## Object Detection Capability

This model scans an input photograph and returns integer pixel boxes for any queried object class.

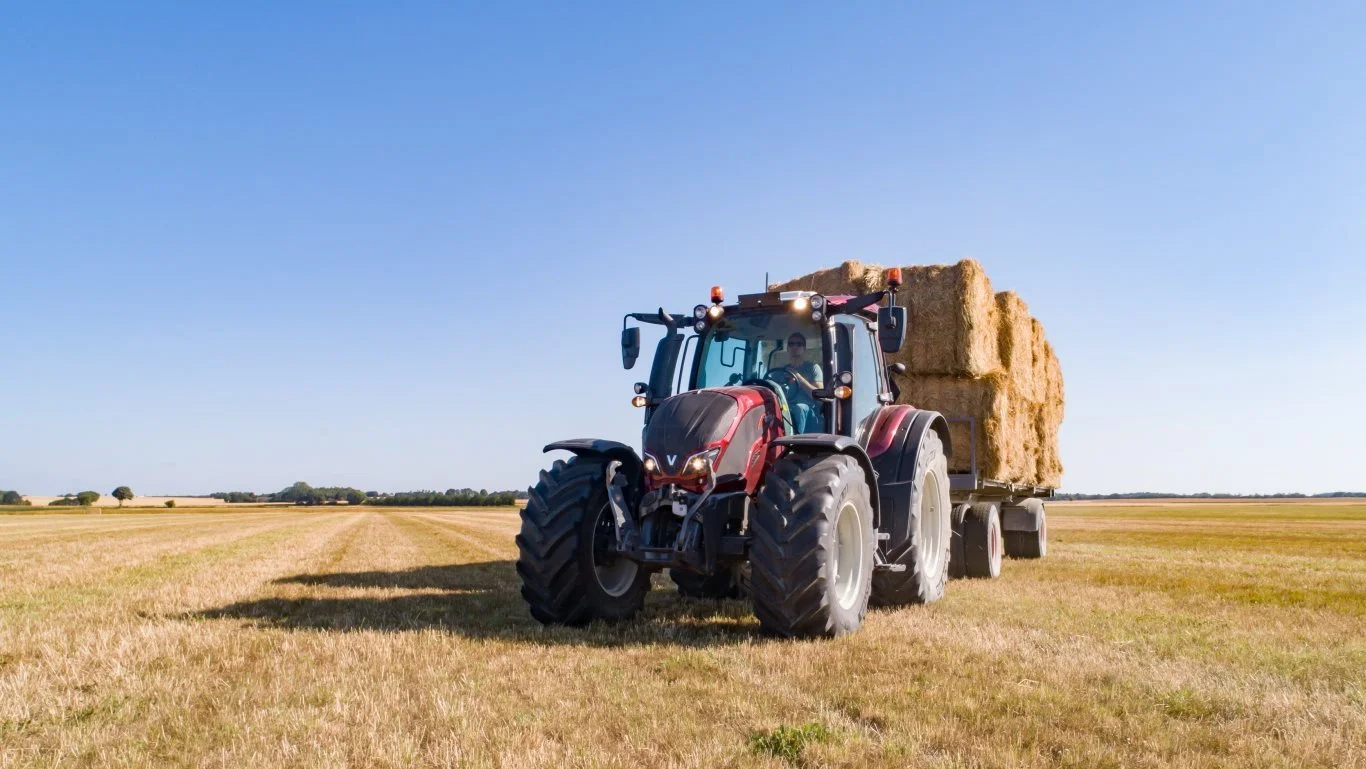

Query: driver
[773,332,825,433]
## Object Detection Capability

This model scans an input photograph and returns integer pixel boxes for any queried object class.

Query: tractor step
[876,532,890,541]
[874,562,907,572]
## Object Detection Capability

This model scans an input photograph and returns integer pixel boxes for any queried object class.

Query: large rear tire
[1003,499,1048,559]
[670,567,743,599]
[962,502,1003,578]
[516,457,650,625]
[871,429,952,606]
[749,453,875,638]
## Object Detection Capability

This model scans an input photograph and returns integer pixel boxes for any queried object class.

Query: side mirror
[621,327,641,369]
[878,306,907,354]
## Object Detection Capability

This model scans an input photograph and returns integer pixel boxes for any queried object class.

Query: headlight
[643,454,659,473]
[810,295,825,309]
[683,448,720,476]
[791,296,809,311]
[694,320,707,333]
[693,305,708,320]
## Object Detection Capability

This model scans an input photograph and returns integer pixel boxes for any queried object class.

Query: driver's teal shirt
[775,361,823,402]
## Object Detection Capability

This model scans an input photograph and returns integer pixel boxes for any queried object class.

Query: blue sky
[3,2,1363,495]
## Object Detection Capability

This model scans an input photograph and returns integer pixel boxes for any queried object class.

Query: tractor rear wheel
[670,568,743,599]
[962,502,1003,578]
[871,428,951,606]
[1003,498,1048,559]
[516,456,650,625]
[749,453,875,638]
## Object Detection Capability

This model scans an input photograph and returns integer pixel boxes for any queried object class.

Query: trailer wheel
[516,457,650,625]
[948,504,969,580]
[871,428,952,606]
[670,567,742,599]
[962,503,1003,578]
[1003,499,1047,559]
[749,452,875,637]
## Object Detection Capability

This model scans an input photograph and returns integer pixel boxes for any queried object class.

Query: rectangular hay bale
[898,373,1039,484]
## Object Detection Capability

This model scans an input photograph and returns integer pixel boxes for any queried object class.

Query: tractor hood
[643,388,774,483]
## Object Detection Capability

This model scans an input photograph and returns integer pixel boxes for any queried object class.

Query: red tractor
[516,271,1049,637]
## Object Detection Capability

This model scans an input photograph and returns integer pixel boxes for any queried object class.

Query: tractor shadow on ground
[191,560,767,647]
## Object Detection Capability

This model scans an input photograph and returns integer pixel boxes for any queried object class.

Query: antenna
[764,271,769,291]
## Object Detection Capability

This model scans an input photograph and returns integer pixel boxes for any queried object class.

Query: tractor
[516,269,1048,637]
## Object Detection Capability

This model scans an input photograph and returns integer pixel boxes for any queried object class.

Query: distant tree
[164,499,176,508]
[1,490,25,505]
[75,490,101,506]
[112,486,134,507]
[344,489,367,506]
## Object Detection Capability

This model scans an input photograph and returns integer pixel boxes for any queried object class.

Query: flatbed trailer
[939,415,1053,571]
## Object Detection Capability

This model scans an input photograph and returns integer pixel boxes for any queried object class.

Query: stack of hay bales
[771,259,1064,487]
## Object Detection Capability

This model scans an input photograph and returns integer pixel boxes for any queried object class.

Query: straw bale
[883,259,1000,377]
[769,260,882,297]
[1032,340,1065,486]
[995,291,1040,403]
[897,373,1036,481]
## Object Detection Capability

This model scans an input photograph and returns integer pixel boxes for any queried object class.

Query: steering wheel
[764,368,797,387]
[742,378,794,435]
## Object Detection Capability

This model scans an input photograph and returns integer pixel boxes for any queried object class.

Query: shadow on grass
[192,560,765,647]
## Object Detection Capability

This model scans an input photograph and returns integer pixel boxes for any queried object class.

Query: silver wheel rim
[832,500,866,610]
[920,471,946,576]
[592,504,638,597]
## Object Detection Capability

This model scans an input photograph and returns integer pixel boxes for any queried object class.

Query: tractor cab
[621,280,908,449]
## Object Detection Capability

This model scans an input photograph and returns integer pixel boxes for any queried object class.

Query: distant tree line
[208,483,522,507]
[367,488,521,507]
[214,482,370,506]
[48,491,102,507]
[1,490,31,506]
[1055,491,1366,501]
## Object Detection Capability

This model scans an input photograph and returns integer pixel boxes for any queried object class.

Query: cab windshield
[692,312,828,432]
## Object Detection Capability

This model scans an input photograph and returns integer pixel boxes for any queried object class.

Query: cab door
[835,316,886,440]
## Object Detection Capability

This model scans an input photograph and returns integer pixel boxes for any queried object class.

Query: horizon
[4,3,1364,495]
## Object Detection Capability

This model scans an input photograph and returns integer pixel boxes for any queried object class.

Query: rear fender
[867,409,951,551]
[771,435,881,528]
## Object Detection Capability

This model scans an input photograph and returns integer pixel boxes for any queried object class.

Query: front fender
[771,435,882,528]
[543,439,644,486]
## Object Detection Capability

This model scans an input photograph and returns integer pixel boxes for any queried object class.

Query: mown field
[1,503,1362,768]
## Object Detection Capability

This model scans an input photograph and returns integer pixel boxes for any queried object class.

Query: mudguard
[543,440,646,495]
[771,435,882,527]
[867,409,952,552]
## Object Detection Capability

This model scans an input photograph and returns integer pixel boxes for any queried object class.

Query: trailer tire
[670,567,742,599]
[1003,499,1047,559]
[871,429,952,606]
[516,457,649,625]
[962,503,1003,578]
[749,453,875,637]
[948,504,969,579]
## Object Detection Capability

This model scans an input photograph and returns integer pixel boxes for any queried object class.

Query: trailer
[943,415,1052,578]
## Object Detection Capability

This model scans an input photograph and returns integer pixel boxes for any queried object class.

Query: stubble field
[1,502,1362,768]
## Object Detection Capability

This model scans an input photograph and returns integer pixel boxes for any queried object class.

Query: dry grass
[1,502,1362,768]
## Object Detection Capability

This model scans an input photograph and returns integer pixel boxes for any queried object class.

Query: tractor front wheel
[516,456,650,625]
[749,453,875,638]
